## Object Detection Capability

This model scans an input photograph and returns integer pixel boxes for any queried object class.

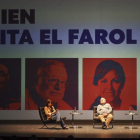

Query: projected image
[0,59,21,110]
[83,58,137,110]
[25,58,78,110]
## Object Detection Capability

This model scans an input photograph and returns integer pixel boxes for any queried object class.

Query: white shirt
[97,103,112,115]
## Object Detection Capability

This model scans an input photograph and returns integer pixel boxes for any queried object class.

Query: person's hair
[93,60,125,89]
[67,135,75,140]
[37,60,66,76]
[10,135,17,140]
[35,60,66,85]
[46,99,51,107]
[30,135,38,140]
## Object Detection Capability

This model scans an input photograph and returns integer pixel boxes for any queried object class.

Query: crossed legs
[98,114,113,129]
[51,111,67,129]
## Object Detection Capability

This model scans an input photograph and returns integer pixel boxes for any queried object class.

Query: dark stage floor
[0,123,140,139]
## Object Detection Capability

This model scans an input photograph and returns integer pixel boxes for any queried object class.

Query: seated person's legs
[51,111,67,129]
[60,117,67,129]
[98,115,105,122]
[51,111,60,121]
[98,115,106,128]
[106,114,113,127]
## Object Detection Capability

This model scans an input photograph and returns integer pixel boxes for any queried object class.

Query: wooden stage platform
[0,121,140,139]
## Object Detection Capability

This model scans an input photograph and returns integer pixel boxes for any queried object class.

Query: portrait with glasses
[25,58,78,110]
[0,59,21,110]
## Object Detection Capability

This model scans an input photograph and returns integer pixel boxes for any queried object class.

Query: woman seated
[44,99,68,129]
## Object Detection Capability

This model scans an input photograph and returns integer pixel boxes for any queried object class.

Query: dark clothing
[0,89,21,110]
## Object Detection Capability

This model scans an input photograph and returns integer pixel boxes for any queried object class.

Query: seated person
[97,97,113,129]
[44,99,68,129]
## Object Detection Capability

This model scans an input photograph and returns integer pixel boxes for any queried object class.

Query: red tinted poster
[25,58,78,110]
[0,59,21,110]
[83,58,137,110]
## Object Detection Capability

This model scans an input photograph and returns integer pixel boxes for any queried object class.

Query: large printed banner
[83,58,137,110]
[25,58,78,110]
[0,59,21,110]
[0,0,140,120]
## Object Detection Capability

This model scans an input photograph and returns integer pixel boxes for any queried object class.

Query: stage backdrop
[0,0,140,120]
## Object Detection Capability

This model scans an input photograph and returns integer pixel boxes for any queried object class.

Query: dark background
[0,58,21,101]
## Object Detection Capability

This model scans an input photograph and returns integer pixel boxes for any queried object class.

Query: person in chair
[97,97,113,129]
[44,99,68,129]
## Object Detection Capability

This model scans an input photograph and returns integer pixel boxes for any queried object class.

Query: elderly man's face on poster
[25,58,78,110]
[36,64,68,102]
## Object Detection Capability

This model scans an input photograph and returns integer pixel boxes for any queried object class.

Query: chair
[39,107,66,128]
[93,106,113,128]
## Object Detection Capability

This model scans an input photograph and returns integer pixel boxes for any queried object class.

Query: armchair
[93,106,113,128]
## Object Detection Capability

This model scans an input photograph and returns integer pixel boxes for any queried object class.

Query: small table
[125,112,138,129]
[69,112,83,128]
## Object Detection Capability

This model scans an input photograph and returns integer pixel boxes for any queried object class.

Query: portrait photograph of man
[25,58,78,110]
[83,58,137,110]
[0,58,21,110]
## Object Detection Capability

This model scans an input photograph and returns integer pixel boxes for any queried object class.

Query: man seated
[97,97,113,129]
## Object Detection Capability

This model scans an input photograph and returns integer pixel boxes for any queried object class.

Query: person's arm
[107,104,112,114]
[44,107,51,116]
[97,105,101,115]
[51,106,58,114]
